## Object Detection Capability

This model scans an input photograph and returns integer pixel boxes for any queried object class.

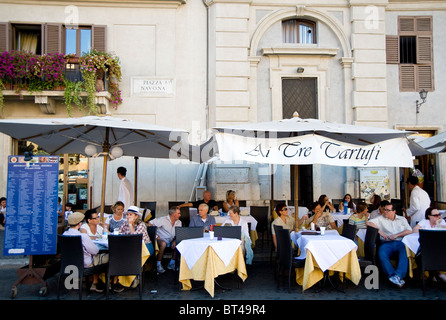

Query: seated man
[189,203,216,230]
[63,211,109,292]
[148,206,182,274]
[367,203,412,288]
[178,190,218,212]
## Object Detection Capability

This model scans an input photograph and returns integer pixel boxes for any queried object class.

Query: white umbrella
[416,131,446,153]
[213,116,416,168]
[0,116,192,218]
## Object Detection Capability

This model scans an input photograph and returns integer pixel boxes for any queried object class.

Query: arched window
[282,19,316,44]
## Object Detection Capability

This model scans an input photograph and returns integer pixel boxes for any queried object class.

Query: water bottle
[343,200,348,214]
[102,227,108,240]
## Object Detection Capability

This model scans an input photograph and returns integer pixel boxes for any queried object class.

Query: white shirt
[416,218,446,229]
[222,218,250,240]
[406,186,431,228]
[63,228,99,268]
[150,215,182,243]
[118,176,133,212]
[369,214,412,241]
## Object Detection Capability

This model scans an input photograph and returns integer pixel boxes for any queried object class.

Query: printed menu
[3,155,59,256]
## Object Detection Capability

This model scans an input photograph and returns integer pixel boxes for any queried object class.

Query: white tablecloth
[291,230,357,272]
[402,232,420,254]
[331,213,352,227]
[213,215,258,231]
[176,237,242,270]
[356,228,367,242]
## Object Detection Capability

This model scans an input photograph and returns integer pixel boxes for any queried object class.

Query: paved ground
[0,231,444,317]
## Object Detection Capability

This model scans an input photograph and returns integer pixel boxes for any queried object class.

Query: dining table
[93,235,152,287]
[196,207,259,245]
[290,229,361,291]
[176,235,248,297]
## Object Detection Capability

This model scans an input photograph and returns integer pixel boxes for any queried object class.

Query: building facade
[0,0,445,215]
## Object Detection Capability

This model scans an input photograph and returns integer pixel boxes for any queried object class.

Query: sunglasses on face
[430,214,441,217]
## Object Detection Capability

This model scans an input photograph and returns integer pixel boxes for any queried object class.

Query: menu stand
[10,256,49,299]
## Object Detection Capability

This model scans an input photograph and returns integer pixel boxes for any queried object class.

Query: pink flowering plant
[0,51,66,91]
[0,49,123,115]
[79,50,122,110]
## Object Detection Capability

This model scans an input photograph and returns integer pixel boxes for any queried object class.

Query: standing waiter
[117,166,133,212]
[404,175,431,228]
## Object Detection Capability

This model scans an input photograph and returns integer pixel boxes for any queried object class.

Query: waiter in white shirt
[117,166,133,212]
[404,175,431,228]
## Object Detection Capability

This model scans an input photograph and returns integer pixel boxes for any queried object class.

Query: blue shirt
[189,214,216,229]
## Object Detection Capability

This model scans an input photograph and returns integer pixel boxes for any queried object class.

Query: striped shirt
[348,214,367,230]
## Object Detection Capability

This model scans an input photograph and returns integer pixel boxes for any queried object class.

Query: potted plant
[79,50,122,111]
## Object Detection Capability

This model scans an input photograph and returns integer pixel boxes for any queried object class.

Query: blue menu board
[3,155,59,256]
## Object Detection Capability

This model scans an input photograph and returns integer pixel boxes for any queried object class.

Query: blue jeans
[378,240,409,279]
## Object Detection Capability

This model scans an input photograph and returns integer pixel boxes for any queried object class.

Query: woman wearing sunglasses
[412,207,446,232]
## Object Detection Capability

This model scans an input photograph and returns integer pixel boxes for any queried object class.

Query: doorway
[400,130,436,208]
[282,78,317,208]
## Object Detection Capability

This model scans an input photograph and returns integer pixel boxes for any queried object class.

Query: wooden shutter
[386,35,399,64]
[415,17,432,34]
[417,35,432,64]
[44,23,62,54]
[92,25,106,52]
[417,65,433,90]
[397,16,434,92]
[398,16,415,34]
[400,65,416,92]
[0,22,10,52]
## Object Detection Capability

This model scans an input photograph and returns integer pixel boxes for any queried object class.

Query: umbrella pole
[100,154,107,223]
[293,165,299,230]
[100,127,110,223]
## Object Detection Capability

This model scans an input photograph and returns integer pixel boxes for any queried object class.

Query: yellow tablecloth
[179,246,248,297]
[295,248,361,291]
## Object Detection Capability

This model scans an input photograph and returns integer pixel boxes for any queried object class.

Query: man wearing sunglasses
[368,203,412,288]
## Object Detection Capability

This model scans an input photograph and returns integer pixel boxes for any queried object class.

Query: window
[0,22,106,55]
[65,27,92,56]
[282,19,316,44]
[386,16,434,92]
[14,24,42,54]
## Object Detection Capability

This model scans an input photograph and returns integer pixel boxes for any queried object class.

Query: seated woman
[308,202,337,230]
[338,193,356,213]
[105,201,126,233]
[412,207,446,232]
[116,205,154,256]
[80,209,105,239]
[222,205,253,264]
[271,203,308,251]
[348,201,369,232]
[222,190,240,213]
[317,194,335,213]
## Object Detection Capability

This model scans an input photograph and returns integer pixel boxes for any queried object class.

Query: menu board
[3,155,59,256]
[359,168,391,203]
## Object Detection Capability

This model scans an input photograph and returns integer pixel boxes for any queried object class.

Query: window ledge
[2,90,111,115]
[261,46,338,57]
